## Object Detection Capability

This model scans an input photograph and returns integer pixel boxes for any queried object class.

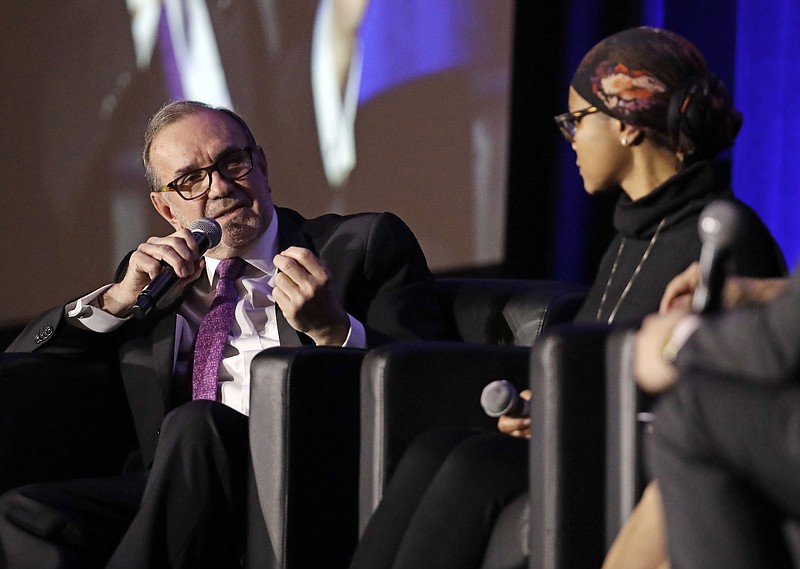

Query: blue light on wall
[551,1,606,282]
[358,1,478,105]
[641,0,665,27]
[732,0,800,268]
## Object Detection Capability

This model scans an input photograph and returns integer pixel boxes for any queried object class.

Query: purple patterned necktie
[192,257,247,400]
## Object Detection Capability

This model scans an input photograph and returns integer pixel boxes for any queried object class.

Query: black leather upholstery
[246,278,587,569]
[0,352,135,494]
[527,323,640,569]
[359,341,532,532]
[247,346,367,569]
[357,279,589,535]
[0,277,589,569]
[434,278,590,345]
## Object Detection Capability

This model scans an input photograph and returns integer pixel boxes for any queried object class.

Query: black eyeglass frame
[152,146,255,201]
[553,106,600,143]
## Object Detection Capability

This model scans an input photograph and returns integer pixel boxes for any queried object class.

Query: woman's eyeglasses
[553,106,600,143]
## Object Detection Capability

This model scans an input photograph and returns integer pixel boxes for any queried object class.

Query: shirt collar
[202,207,279,286]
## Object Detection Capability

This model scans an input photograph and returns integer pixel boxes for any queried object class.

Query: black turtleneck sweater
[573,160,786,325]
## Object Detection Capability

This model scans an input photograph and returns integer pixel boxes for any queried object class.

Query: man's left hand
[272,246,350,346]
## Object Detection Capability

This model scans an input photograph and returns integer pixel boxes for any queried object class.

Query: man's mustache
[206,197,252,217]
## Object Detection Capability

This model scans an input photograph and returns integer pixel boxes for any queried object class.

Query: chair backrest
[434,278,589,345]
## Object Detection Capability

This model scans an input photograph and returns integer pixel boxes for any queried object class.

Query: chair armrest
[604,327,641,545]
[247,346,366,569]
[0,352,135,493]
[528,323,613,569]
[359,341,530,533]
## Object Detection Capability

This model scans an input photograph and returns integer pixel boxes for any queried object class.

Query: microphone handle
[692,245,727,314]
[131,265,179,319]
[504,397,530,418]
[131,230,214,319]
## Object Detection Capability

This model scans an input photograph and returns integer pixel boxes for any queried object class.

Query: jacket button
[34,326,53,344]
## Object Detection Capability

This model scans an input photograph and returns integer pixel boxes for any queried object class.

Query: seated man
[635,261,799,569]
[0,100,443,569]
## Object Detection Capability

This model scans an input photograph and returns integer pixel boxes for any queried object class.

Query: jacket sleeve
[6,253,135,356]
[675,270,800,385]
[5,303,117,357]
[359,212,444,346]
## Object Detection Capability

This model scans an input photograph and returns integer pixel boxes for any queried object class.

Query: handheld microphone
[691,201,743,314]
[131,218,222,319]
[480,380,530,418]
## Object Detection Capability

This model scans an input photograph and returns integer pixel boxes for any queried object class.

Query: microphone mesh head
[480,380,517,418]
[698,200,742,248]
[191,218,222,248]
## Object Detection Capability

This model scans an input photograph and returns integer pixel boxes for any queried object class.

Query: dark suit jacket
[7,207,443,467]
[675,268,800,386]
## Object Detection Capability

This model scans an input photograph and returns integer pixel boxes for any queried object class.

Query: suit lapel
[275,308,302,347]
[275,208,314,346]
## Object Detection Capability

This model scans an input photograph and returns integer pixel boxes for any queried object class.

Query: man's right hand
[659,262,700,314]
[659,261,789,315]
[100,229,205,317]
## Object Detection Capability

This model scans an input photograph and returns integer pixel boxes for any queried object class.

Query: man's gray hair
[142,100,257,191]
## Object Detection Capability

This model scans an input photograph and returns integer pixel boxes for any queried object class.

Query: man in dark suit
[0,100,442,569]
[634,262,800,568]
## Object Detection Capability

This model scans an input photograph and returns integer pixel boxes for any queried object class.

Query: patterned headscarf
[571,27,708,133]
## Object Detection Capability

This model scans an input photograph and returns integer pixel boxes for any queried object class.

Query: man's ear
[151,192,183,231]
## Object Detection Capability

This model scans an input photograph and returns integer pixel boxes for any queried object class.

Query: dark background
[3,0,795,336]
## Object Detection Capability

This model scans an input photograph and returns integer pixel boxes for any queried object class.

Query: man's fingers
[274,247,327,281]
[659,262,700,314]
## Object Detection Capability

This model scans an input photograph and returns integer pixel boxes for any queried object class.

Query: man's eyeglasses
[553,106,600,143]
[153,146,254,200]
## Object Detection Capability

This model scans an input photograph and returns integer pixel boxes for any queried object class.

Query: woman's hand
[497,389,532,439]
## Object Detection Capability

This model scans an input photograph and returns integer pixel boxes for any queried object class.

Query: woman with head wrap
[347,27,785,569]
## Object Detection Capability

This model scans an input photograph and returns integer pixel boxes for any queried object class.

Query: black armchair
[0,352,136,494]
[0,278,588,569]
[247,277,587,569]
[357,279,588,535]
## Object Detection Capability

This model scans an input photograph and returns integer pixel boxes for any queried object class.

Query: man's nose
[207,169,234,198]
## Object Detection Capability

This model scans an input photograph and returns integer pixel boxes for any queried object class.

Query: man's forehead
[152,112,247,169]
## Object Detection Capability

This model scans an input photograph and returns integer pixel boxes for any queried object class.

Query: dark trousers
[651,375,800,569]
[0,401,249,569]
[349,428,528,569]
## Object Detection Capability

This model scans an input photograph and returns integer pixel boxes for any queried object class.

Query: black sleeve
[676,271,800,385]
[360,212,445,346]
